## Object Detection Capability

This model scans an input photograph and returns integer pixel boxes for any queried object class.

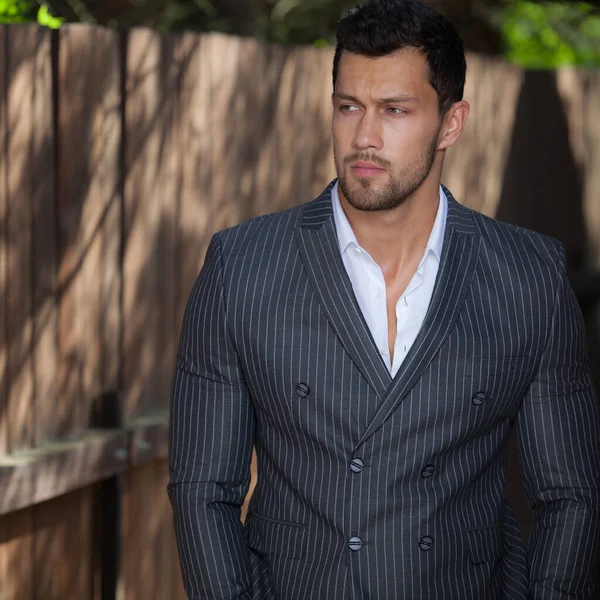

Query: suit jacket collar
[295,180,481,444]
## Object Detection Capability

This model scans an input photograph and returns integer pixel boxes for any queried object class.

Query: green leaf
[37,3,63,28]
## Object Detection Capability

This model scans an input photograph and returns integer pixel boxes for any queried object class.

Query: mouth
[350,161,386,178]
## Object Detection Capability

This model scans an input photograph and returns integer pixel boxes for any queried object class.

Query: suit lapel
[295,182,392,399]
[356,187,481,446]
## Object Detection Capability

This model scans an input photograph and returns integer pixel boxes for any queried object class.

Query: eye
[340,104,360,113]
[386,107,407,115]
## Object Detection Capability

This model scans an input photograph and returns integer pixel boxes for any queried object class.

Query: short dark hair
[333,0,466,114]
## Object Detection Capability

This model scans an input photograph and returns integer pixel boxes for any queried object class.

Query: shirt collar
[331,180,447,263]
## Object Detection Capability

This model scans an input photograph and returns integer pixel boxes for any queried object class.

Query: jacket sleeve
[516,242,600,599]
[168,233,254,600]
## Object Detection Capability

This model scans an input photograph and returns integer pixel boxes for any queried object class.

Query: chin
[346,189,407,212]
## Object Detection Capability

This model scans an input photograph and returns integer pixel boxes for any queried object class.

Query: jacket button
[296,383,310,398]
[421,465,435,478]
[350,458,365,473]
[419,536,433,551]
[472,391,486,405]
[348,537,363,551]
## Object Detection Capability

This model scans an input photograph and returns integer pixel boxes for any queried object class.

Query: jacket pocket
[464,523,504,564]
[246,513,308,560]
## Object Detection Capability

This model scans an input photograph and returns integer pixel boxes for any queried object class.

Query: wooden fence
[0,22,599,599]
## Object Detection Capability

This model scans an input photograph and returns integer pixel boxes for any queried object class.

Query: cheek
[332,115,355,145]
[384,120,436,156]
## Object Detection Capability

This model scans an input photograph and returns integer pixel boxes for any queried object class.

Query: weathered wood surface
[32,487,95,599]
[57,25,121,442]
[31,27,58,449]
[123,30,183,424]
[121,459,187,600]
[0,507,34,600]
[0,27,7,457]
[5,26,37,453]
[0,412,168,516]
[0,488,96,600]
[175,33,213,331]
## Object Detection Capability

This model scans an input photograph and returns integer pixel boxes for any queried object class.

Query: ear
[437,101,470,151]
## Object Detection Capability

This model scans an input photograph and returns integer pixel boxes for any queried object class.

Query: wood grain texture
[0,507,34,600]
[31,27,58,448]
[121,459,186,600]
[123,30,183,422]
[0,412,169,516]
[57,25,121,440]
[208,34,244,230]
[0,429,130,515]
[32,488,94,599]
[6,25,37,452]
[175,33,212,332]
[0,27,7,457]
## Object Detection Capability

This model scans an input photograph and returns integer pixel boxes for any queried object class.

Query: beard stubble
[335,129,441,212]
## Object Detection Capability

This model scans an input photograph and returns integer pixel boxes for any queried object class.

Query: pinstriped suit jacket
[168,181,600,600]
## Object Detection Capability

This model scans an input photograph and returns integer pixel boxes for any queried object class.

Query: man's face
[332,48,443,212]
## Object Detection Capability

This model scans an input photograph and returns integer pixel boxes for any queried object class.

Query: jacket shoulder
[469,208,565,273]
[214,202,306,270]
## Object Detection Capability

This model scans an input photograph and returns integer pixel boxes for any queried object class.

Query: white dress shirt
[331,181,447,377]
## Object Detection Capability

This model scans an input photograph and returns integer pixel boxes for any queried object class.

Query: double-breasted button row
[348,536,433,552]
[351,460,435,478]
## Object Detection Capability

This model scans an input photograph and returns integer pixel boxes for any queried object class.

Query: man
[168,1,600,598]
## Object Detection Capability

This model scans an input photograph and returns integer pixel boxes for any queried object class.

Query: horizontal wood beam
[0,411,168,515]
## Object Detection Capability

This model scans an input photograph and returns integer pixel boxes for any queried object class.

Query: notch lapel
[295,182,392,399]
[356,187,481,447]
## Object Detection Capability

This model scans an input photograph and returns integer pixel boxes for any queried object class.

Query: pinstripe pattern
[169,181,600,599]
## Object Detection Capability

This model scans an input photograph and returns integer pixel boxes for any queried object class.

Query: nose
[352,110,383,151]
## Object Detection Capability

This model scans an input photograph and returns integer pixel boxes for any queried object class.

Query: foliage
[37,3,64,27]
[159,0,358,44]
[0,0,36,22]
[0,0,599,68]
[502,1,600,68]
[0,0,63,27]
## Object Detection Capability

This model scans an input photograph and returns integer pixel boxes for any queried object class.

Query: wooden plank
[580,70,600,269]
[123,30,183,422]
[57,25,121,441]
[309,46,336,197]
[5,25,37,452]
[175,32,212,332]
[207,34,278,226]
[0,411,166,515]
[442,54,523,215]
[0,428,129,515]
[208,33,244,230]
[120,461,154,600]
[120,459,187,600]
[129,420,168,466]
[261,44,305,210]
[0,26,8,457]
[31,27,58,448]
[154,34,180,419]
[32,487,94,599]
[100,30,122,399]
[0,506,34,600]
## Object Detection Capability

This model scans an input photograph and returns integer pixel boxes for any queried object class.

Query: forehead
[335,48,433,100]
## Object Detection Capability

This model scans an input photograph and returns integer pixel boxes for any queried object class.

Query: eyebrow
[334,92,420,104]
